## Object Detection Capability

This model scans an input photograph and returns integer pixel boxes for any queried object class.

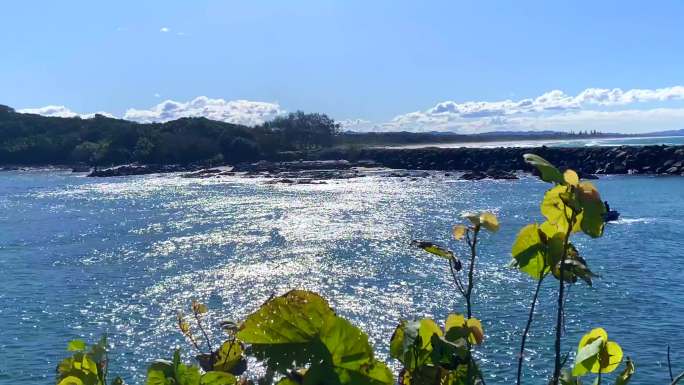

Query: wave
[612,217,656,225]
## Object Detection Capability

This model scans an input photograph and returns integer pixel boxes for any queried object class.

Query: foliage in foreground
[56,154,684,385]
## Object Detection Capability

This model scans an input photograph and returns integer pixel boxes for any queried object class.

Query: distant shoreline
[376,135,684,149]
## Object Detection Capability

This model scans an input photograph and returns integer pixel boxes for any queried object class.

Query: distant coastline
[1,103,683,180]
[381,134,684,149]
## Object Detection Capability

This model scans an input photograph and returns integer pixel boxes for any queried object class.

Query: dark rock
[578,172,599,180]
[71,165,91,173]
[88,163,202,177]
[460,171,487,180]
[88,164,152,177]
[182,169,223,178]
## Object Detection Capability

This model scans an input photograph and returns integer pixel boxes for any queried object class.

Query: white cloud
[18,105,114,119]
[353,86,684,134]
[160,27,170,33]
[17,97,284,126]
[17,86,684,134]
[19,105,79,118]
[123,96,285,126]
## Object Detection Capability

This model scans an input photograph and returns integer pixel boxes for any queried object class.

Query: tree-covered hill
[0,105,339,165]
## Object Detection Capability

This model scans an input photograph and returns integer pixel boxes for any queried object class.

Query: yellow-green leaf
[479,212,499,232]
[57,376,85,385]
[466,318,485,345]
[213,340,243,373]
[577,182,606,238]
[511,224,550,279]
[523,154,565,184]
[200,371,237,385]
[573,328,609,376]
[192,301,208,314]
[461,212,480,226]
[573,337,604,376]
[564,169,579,186]
[418,319,443,349]
[452,225,467,240]
[599,341,623,373]
[444,314,466,332]
[411,240,454,260]
[67,340,86,352]
[541,185,582,234]
[444,314,483,345]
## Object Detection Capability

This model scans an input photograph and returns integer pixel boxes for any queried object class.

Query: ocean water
[393,135,684,149]
[0,170,683,384]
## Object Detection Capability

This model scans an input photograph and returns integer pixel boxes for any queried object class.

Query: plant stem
[552,213,576,385]
[194,313,214,352]
[516,276,544,385]
[464,227,480,385]
[465,228,479,319]
[448,258,466,297]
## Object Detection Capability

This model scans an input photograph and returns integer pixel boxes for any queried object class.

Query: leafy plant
[513,154,607,385]
[56,336,124,385]
[389,314,484,384]
[410,210,499,384]
[146,349,237,385]
[236,290,393,385]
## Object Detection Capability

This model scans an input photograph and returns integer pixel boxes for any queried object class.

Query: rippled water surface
[1,171,683,384]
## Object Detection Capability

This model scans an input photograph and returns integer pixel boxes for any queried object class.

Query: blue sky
[2,0,684,133]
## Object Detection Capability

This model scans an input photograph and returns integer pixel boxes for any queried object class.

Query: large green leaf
[577,182,606,238]
[145,360,175,385]
[57,353,100,385]
[573,328,623,376]
[390,319,442,370]
[510,223,564,279]
[444,314,484,345]
[145,351,202,385]
[541,186,582,234]
[67,340,87,352]
[237,290,333,345]
[212,340,244,373]
[573,336,604,376]
[430,334,468,370]
[523,154,565,184]
[199,371,237,385]
[511,224,549,279]
[237,290,393,385]
[598,341,623,374]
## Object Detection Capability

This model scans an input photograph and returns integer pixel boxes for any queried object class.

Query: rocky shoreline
[295,145,684,176]
[65,144,684,180]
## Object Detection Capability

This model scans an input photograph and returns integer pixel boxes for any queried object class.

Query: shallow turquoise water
[0,171,683,384]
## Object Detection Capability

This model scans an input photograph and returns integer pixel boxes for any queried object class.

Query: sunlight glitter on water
[1,171,683,384]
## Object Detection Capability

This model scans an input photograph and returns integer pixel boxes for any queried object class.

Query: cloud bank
[123,97,284,126]
[342,86,684,134]
[19,97,284,127]
[18,105,114,119]
[17,86,684,134]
